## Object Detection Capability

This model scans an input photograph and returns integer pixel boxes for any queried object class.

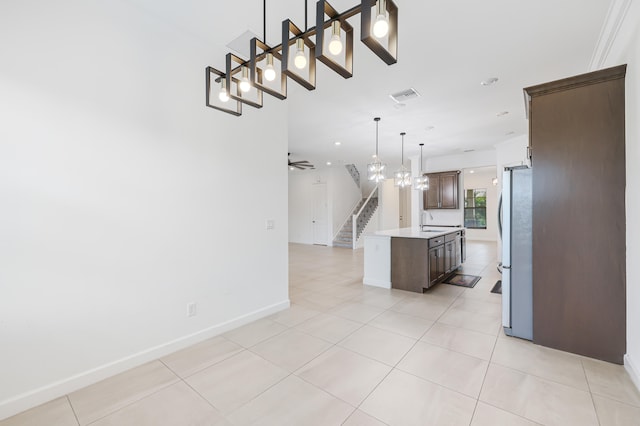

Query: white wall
[463,169,498,241]
[599,0,640,389]
[0,1,288,419]
[288,166,361,245]
[378,179,400,231]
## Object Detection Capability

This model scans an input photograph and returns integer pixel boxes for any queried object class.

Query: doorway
[462,166,498,242]
[312,183,328,245]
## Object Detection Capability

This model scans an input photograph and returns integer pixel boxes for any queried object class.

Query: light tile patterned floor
[3,241,640,425]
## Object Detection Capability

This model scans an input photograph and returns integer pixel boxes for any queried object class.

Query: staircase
[345,164,360,188]
[333,195,379,248]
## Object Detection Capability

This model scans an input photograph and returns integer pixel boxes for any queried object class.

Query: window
[464,188,487,229]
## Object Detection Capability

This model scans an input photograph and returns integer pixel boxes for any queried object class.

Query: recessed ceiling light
[505,131,515,136]
[326,161,332,166]
[469,170,475,174]
[289,166,295,171]
[425,126,435,132]
[481,77,499,86]
[334,141,341,146]
[496,111,509,117]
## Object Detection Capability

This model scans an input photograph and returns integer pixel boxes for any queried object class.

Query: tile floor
[3,241,640,425]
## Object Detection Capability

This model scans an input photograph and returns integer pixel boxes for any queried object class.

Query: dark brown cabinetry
[428,236,446,287]
[444,232,459,274]
[423,171,460,209]
[526,65,626,364]
[391,230,463,292]
[390,237,429,293]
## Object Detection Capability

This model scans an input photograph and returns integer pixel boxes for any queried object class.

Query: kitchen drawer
[445,231,461,242]
[428,237,445,248]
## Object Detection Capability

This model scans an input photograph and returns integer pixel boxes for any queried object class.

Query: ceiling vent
[226,30,260,59]
[389,88,421,104]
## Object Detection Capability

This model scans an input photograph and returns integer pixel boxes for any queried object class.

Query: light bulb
[239,66,251,93]
[328,21,343,55]
[264,65,276,81]
[373,13,389,38]
[373,0,389,38]
[218,80,229,103]
[294,39,307,69]
[264,53,276,81]
[328,34,342,55]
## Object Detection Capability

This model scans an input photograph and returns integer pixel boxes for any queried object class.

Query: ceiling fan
[288,153,315,170]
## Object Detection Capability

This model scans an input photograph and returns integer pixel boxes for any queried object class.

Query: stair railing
[352,186,378,249]
[332,198,363,242]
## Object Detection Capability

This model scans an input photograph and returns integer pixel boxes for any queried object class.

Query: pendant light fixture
[367,117,386,183]
[413,143,429,191]
[394,132,412,187]
[207,0,399,116]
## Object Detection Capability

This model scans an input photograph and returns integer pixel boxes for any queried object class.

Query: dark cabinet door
[428,245,445,287]
[439,173,458,209]
[423,172,459,209]
[424,175,440,209]
[436,246,445,280]
[392,237,429,292]
[444,241,455,273]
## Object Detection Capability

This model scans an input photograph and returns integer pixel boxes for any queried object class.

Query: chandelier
[206,0,399,116]
[367,117,386,183]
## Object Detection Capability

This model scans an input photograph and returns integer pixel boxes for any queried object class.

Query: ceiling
[129,0,614,172]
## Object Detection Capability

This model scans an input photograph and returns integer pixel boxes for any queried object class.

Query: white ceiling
[129,0,613,172]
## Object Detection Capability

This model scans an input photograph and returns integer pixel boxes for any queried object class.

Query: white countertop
[374,227,463,240]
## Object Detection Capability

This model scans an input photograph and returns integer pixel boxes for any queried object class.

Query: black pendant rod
[305,0,308,31]
[374,117,381,156]
[263,0,267,44]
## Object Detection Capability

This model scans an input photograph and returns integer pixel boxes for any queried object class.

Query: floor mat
[442,274,481,288]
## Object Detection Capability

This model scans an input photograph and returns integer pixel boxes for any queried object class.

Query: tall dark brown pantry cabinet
[525,65,626,364]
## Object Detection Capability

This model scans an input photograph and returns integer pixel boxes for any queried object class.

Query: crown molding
[589,0,637,70]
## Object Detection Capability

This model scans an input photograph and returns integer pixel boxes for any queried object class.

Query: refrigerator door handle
[501,170,512,268]
[498,193,503,239]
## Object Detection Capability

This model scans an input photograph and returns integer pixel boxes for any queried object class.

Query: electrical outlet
[187,302,197,317]
[265,219,275,230]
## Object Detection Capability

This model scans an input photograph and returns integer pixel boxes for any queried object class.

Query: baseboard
[624,354,640,393]
[0,299,290,421]
[363,277,391,289]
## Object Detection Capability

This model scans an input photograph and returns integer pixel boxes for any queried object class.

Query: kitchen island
[364,227,465,293]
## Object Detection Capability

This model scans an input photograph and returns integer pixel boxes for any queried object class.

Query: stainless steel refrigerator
[500,166,532,340]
